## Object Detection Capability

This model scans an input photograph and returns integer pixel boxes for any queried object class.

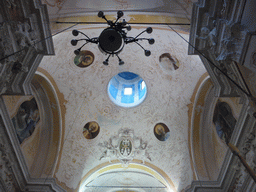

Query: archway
[78,163,176,192]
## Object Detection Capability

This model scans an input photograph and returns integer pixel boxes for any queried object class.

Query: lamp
[71,11,155,65]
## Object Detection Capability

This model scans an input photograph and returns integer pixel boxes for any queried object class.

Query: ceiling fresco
[43,0,195,35]
[38,24,207,191]
[42,0,196,20]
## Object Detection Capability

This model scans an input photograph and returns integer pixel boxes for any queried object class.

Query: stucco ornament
[233,133,256,191]
[197,26,217,50]
[99,128,151,167]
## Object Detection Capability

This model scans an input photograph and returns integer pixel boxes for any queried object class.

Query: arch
[190,77,242,181]
[20,73,62,178]
[190,77,219,181]
[78,163,176,192]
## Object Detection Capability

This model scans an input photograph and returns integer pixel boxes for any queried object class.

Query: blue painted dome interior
[118,72,139,80]
[108,72,147,108]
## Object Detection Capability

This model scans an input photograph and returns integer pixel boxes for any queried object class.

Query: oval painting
[154,123,170,141]
[74,50,94,68]
[83,121,100,139]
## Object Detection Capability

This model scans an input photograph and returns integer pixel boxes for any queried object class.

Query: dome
[108,72,147,108]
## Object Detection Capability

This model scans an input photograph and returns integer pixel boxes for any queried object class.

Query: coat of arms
[99,128,151,167]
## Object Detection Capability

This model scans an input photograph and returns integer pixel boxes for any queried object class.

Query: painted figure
[154,123,170,141]
[213,101,237,143]
[83,121,100,139]
[12,98,40,144]
[159,53,179,71]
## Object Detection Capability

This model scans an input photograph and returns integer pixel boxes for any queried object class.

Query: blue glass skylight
[108,72,147,108]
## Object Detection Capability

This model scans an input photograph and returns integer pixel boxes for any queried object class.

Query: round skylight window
[108,72,147,108]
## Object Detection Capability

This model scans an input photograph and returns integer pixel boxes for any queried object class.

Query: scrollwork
[98,139,117,163]
[99,128,151,166]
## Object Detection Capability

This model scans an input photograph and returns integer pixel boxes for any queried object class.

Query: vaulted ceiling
[43,0,196,34]
[43,0,196,19]
[37,26,207,192]
[30,1,207,192]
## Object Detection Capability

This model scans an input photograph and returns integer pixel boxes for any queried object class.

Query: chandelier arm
[87,37,99,44]
[114,17,121,25]
[78,41,90,50]
[76,38,90,41]
[103,54,111,65]
[115,54,121,60]
[136,38,150,41]
[135,41,146,51]
[106,54,111,60]
[102,16,109,23]
[78,31,91,40]
[114,11,124,25]
[124,37,137,44]
[104,54,111,62]
[134,30,147,39]
[115,54,124,65]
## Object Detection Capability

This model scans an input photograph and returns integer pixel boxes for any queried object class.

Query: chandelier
[71,11,155,65]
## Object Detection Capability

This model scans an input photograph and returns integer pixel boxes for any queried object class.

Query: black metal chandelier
[71,11,155,65]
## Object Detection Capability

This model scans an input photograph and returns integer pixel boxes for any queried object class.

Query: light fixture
[71,11,155,65]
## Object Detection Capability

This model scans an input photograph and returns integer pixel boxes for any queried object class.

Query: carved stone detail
[232,131,256,191]
[186,0,256,189]
[216,22,247,63]
[0,142,19,191]
[99,128,151,167]
[0,0,54,95]
[189,0,250,98]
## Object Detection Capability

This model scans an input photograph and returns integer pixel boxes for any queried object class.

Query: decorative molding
[241,33,256,73]
[188,2,256,189]
[188,0,251,98]
[99,128,151,167]
[0,0,54,95]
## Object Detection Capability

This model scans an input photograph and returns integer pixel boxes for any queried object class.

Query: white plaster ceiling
[42,0,197,19]
[39,24,206,191]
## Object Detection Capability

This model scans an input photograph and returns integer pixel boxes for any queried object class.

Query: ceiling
[35,1,207,192]
[42,0,196,34]
[42,0,196,19]
[38,24,206,191]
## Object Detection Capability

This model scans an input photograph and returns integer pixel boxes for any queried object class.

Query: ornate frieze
[0,0,54,95]
[189,0,251,97]
[187,0,256,189]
